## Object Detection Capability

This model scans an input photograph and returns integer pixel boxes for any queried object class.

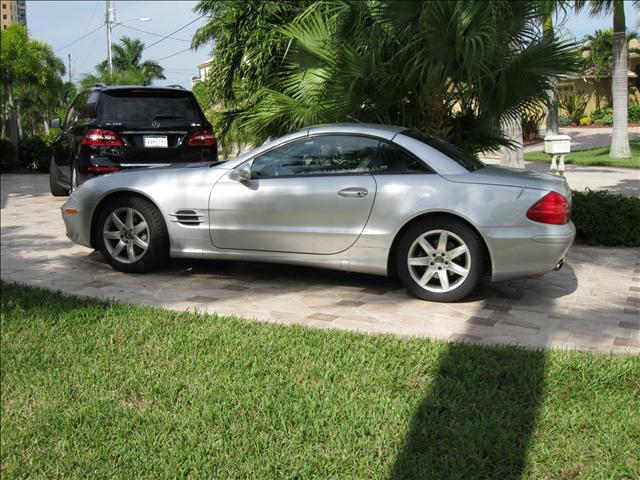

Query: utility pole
[105,0,115,76]
[68,54,72,83]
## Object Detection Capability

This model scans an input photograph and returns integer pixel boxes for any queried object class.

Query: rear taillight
[527,191,570,225]
[187,129,217,146]
[81,129,123,147]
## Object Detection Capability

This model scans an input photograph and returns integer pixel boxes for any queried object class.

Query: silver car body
[62,123,575,281]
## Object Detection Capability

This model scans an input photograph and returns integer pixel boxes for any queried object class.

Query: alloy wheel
[407,229,471,293]
[102,207,150,264]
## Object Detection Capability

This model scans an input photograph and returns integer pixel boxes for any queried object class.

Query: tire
[395,217,484,302]
[96,196,169,273]
[49,157,69,196]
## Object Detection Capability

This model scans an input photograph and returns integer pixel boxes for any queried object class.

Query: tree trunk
[543,15,559,136]
[500,114,525,168]
[43,116,50,135]
[610,2,630,159]
[8,90,19,163]
[546,79,560,136]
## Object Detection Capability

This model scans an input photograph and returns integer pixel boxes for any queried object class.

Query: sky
[26,0,640,91]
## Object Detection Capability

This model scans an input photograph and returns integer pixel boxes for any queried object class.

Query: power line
[118,24,191,43]
[54,24,104,53]
[152,48,192,62]
[142,15,205,52]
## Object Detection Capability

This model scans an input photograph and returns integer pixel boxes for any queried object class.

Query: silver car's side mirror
[233,162,252,181]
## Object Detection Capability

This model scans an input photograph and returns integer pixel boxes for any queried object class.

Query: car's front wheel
[96,196,168,273]
[395,217,484,302]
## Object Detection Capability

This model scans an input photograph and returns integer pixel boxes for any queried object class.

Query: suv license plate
[143,135,168,148]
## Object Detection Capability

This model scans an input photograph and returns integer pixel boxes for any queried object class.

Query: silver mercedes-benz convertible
[61,123,574,302]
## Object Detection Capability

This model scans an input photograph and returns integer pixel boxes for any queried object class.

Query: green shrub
[19,136,50,172]
[571,189,640,246]
[590,107,613,125]
[0,137,19,170]
[559,93,588,125]
[629,103,640,123]
[558,115,571,127]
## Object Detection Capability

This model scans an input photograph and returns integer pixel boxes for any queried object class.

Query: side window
[65,92,88,125]
[65,98,79,125]
[251,135,380,178]
[78,92,99,120]
[370,142,430,174]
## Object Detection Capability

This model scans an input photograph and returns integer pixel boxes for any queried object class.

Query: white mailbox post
[544,134,571,175]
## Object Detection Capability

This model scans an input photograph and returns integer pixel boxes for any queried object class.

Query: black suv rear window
[402,129,484,172]
[98,90,202,123]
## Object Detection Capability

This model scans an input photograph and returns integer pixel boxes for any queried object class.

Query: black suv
[49,85,217,196]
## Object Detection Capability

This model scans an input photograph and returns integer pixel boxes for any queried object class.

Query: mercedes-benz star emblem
[152,121,160,128]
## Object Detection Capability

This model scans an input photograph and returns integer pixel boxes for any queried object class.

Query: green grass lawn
[1,282,639,479]
[524,139,640,168]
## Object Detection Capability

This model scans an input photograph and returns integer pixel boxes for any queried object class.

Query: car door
[209,135,380,254]
[52,91,87,183]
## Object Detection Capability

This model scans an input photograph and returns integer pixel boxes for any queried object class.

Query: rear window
[402,129,484,172]
[98,90,202,123]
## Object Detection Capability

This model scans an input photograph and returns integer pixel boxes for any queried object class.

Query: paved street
[524,126,640,152]
[480,126,640,197]
[1,173,639,354]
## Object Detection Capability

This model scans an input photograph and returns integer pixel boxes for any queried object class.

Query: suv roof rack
[166,84,185,89]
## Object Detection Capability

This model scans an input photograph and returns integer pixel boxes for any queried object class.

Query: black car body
[49,85,217,195]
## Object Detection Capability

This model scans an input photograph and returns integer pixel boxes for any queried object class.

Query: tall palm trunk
[500,114,525,168]
[610,0,630,159]
[543,14,559,135]
[7,89,20,163]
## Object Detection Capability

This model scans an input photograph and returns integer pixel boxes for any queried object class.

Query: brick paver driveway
[1,174,638,354]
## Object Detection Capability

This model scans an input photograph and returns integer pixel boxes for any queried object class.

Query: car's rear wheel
[96,196,168,273]
[395,217,484,302]
[49,157,69,196]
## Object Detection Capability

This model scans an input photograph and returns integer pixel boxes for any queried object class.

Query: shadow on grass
[389,343,545,479]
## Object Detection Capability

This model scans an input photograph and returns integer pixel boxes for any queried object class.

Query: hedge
[571,189,640,247]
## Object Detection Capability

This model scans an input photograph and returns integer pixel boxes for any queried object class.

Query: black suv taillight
[187,129,217,146]
[81,129,123,147]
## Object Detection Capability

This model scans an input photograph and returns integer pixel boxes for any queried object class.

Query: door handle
[338,187,368,198]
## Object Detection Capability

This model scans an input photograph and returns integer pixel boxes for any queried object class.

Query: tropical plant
[575,0,640,159]
[192,0,312,145]
[522,106,546,140]
[591,106,614,125]
[81,36,166,87]
[559,92,589,124]
[0,24,66,150]
[193,0,578,154]
[580,29,640,79]
[534,0,574,135]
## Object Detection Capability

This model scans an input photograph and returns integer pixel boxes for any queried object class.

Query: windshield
[98,90,202,123]
[402,129,484,172]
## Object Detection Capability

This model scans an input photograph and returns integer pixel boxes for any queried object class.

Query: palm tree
[86,36,166,86]
[0,24,65,154]
[192,0,312,143]
[534,1,573,136]
[575,0,640,159]
[244,1,578,154]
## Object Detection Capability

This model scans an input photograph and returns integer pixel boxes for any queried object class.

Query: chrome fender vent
[169,209,203,226]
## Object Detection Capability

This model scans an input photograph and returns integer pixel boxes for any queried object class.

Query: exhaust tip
[553,259,564,271]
